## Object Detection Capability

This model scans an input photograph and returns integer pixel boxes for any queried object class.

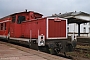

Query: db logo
[54,18,61,21]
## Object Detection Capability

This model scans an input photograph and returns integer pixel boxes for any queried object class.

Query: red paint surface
[48,19,66,38]
[21,18,46,38]
[0,20,10,36]
[0,11,67,39]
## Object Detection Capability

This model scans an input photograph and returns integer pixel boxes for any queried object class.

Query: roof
[10,11,43,16]
[0,15,10,20]
[0,10,43,20]
[52,11,90,17]
[52,11,90,24]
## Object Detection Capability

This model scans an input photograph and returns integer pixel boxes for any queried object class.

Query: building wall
[68,22,90,37]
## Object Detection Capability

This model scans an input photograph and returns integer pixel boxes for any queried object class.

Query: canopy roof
[52,11,90,24]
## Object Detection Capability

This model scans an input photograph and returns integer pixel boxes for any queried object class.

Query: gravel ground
[67,45,90,60]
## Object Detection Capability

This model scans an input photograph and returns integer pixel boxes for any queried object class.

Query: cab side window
[3,23,6,30]
[5,23,6,30]
[17,16,25,24]
[0,24,1,30]
[1,23,3,30]
[12,15,16,23]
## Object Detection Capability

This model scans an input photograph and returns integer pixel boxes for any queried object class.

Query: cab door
[10,15,16,37]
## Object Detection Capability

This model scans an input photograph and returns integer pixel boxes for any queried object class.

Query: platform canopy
[51,11,90,36]
[52,11,90,24]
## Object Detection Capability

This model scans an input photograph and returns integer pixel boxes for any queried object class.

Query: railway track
[0,40,71,60]
[77,42,90,46]
[77,37,90,46]
[75,48,90,53]
[66,47,90,60]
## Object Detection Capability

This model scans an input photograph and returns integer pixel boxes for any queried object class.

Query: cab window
[12,15,16,23]
[1,23,3,30]
[0,24,1,30]
[17,16,25,24]
[3,23,6,30]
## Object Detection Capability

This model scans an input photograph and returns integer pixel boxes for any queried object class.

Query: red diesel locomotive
[0,10,76,54]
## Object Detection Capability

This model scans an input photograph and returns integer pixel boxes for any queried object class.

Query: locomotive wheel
[49,48,57,55]
[6,37,10,42]
[28,40,31,48]
[49,48,54,54]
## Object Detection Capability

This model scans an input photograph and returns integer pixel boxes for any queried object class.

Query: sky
[0,0,90,18]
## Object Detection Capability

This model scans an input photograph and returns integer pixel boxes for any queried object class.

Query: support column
[78,23,80,37]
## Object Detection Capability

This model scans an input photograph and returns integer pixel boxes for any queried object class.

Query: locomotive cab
[10,15,25,38]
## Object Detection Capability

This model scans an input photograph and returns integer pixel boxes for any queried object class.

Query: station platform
[0,41,70,60]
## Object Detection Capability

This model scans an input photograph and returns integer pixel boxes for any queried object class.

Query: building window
[83,27,86,33]
[67,27,69,33]
[89,22,90,25]
[83,23,87,25]
[89,27,90,33]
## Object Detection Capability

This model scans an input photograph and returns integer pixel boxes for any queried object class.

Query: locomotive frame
[0,10,76,55]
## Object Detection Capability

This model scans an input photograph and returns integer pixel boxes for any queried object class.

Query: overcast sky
[0,0,90,18]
